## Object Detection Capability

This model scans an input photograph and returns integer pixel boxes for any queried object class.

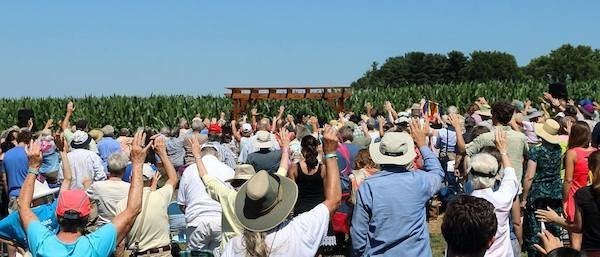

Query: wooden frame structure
[226,86,352,119]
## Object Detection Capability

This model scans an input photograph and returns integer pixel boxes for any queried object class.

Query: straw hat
[534,119,560,144]
[369,132,416,166]
[254,131,274,149]
[235,171,298,232]
[475,104,492,117]
[226,164,256,183]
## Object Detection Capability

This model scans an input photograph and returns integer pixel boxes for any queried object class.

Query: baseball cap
[208,124,222,134]
[56,189,91,219]
[241,123,252,133]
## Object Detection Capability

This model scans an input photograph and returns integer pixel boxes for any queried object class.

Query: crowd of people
[0,91,599,257]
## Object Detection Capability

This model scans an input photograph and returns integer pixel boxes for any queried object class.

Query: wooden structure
[226,86,352,119]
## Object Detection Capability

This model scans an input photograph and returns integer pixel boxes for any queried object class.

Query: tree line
[351,44,600,88]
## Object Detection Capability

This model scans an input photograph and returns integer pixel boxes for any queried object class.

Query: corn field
[1,80,598,130]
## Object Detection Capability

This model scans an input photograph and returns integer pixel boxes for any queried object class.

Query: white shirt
[177,155,234,227]
[117,184,174,252]
[222,203,330,257]
[65,148,106,189]
[238,132,280,163]
[470,167,519,257]
[87,179,130,225]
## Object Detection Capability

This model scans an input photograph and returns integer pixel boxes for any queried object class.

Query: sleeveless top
[565,147,595,222]
[294,163,325,215]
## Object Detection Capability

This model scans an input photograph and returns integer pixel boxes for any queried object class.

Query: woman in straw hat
[468,130,520,257]
[221,127,341,257]
[521,119,564,257]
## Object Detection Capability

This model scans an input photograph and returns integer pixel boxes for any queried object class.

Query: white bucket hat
[369,132,416,166]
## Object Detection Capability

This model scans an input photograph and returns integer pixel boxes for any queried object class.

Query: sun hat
[241,123,253,133]
[33,180,60,200]
[142,163,158,181]
[352,136,372,150]
[235,170,298,232]
[56,189,92,219]
[468,153,501,182]
[226,164,256,183]
[526,108,544,120]
[254,131,273,149]
[534,119,560,144]
[475,104,492,117]
[208,124,222,134]
[369,132,416,166]
[88,129,103,142]
[70,130,92,149]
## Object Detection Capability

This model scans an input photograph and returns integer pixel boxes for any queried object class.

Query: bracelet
[324,153,338,159]
[28,167,40,176]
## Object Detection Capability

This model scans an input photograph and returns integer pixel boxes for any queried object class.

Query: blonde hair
[242,230,269,257]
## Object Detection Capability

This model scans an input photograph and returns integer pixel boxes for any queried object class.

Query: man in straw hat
[0,137,71,257]
[188,128,292,255]
[18,131,149,257]
[351,120,445,257]
[221,127,341,257]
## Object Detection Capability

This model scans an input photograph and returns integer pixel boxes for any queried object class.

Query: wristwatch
[28,167,40,176]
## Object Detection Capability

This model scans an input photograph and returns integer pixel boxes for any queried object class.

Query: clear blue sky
[1,1,599,97]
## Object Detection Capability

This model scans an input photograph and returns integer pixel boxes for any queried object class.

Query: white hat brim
[369,142,417,166]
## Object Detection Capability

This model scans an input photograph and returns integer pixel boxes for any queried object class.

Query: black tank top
[294,163,325,215]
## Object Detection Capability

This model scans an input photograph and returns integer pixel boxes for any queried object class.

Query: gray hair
[108,152,129,173]
[191,118,204,131]
[469,153,500,190]
[160,127,171,136]
[102,125,115,138]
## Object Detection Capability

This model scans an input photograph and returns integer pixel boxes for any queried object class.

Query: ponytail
[242,230,268,257]
[301,135,320,170]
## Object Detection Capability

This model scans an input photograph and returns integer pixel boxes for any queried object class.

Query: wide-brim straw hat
[226,164,256,183]
[369,132,416,166]
[235,170,298,232]
[534,119,560,145]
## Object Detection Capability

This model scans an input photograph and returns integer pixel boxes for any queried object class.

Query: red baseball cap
[208,124,222,134]
[56,189,91,219]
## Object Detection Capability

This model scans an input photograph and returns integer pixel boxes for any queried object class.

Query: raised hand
[565,119,573,135]
[494,129,507,154]
[44,119,54,130]
[448,114,462,129]
[251,108,258,116]
[535,207,561,224]
[322,127,339,154]
[67,101,75,113]
[130,131,151,165]
[409,119,427,147]
[533,229,563,255]
[309,116,318,125]
[377,115,386,126]
[152,135,167,155]
[365,102,373,110]
[26,140,43,169]
[278,105,285,114]
[150,172,162,191]
[279,128,290,149]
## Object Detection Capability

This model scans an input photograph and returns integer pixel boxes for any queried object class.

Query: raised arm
[61,101,74,131]
[448,114,466,155]
[59,143,73,191]
[18,141,43,230]
[231,120,242,142]
[276,128,290,177]
[321,127,342,214]
[377,115,386,138]
[112,131,150,244]
[153,135,178,187]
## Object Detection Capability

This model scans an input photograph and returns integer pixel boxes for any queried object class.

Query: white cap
[142,163,158,181]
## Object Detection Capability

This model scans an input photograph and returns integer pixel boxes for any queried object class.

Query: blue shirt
[435,127,457,153]
[0,200,58,248]
[2,146,29,197]
[350,147,444,257]
[97,137,122,171]
[27,220,117,257]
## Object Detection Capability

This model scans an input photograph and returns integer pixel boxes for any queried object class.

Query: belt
[136,245,171,255]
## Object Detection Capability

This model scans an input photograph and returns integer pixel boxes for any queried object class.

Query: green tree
[466,51,520,81]
[445,50,469,82]
[524,44,600,82]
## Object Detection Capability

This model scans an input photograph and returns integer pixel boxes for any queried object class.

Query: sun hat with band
[56,189,92,219]
[254,131,273,149]
[369,132,416,166]
[534,119,560,145]
[226,164,256,184]
[467,153,502,183]
[235,170,298,232]
[70,130,92,149]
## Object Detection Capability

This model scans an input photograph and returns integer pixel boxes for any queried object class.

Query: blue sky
[1,1,599,97]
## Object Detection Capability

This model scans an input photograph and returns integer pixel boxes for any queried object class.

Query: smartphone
[541,221,546,231]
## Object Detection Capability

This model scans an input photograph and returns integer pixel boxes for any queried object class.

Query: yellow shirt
[201,167,287,251]
[116,184,173,252]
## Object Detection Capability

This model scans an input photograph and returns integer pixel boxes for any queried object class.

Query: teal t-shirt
[27,221,117,257]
